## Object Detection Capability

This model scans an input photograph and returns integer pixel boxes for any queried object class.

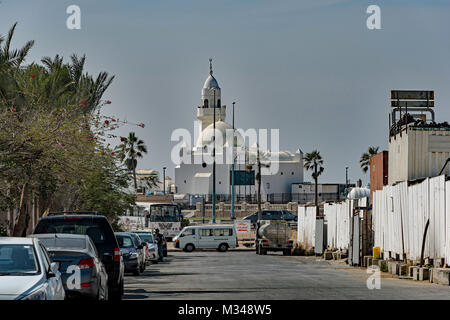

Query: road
[124,251,450,300]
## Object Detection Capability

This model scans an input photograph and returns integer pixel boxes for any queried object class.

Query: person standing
[155,228,164,262]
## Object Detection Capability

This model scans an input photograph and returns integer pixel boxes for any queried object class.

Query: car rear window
[116,235,134,248]
[38,237,86,251]
[34,217,117,253]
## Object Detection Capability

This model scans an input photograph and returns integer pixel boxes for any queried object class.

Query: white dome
[203,75,220,89]
[196,121,243,148]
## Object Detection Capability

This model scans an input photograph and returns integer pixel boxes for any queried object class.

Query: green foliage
[0,224,7,236]
[0,23,135,234]
[360,146,379,173]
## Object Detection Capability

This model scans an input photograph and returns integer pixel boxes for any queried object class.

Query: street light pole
[231,101,236,220]
[345,166,349,197]
[212,88,216,224]
[163,167,167,194]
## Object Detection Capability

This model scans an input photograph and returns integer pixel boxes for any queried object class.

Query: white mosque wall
[175,161,303,197]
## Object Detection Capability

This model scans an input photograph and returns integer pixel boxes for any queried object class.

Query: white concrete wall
[373,175,450,262]
[297,206,316,249]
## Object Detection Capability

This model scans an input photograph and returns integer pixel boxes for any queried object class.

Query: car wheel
[184,243,195,252]
[218,243,228,252]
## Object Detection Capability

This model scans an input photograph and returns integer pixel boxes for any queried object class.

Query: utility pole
[231,101,236,220]
[212,87,216,224]
[162,166,167,194]
[345,166,349,197]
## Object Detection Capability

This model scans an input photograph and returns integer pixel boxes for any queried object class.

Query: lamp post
[163,167,167,194]
[231,101,236,220]
[345,166,349,197]
[212,88,216,224]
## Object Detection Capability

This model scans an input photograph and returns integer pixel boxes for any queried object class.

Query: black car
[33,214,125,300]
[115,232,145,276]
[243,210,298,222]
[31,233,108,300]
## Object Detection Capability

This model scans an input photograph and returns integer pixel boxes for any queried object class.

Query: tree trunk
[133,168,137,191]
[13,183,30,237]
[257,159,262,221]
[314,164,319,218]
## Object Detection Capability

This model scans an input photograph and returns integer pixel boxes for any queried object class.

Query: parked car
[115,233,145,275]
[128,233,146,272]
[243,210,297,222]
[30,233,108,300]
[33,213,125,300]
[129,231,159,263]
[173,225,237,252]
[0,237,65,300]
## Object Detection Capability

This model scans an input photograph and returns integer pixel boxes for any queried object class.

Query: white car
[0,237,65,300]
[174,225,238,252]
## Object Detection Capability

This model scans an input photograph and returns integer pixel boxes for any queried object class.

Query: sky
[1,0,450,185]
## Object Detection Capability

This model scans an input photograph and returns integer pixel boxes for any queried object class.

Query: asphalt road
[124,251,450,300]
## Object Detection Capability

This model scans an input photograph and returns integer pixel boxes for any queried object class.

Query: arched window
[217,99,221,107]
[204,99,209,108]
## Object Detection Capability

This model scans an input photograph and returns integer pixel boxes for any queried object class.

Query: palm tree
[246,146,270,221]
[118,132,148,191]
[360,146,379,173]
[303,150,324,217]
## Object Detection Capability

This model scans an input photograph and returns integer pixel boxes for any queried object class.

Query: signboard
[391,100,434,108]
[149,222,181,238]
[230,170,255,186]
[390,90,434,100]
[118,216,146,231]
[234,220,251,234]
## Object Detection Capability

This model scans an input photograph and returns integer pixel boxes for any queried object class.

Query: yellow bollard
[373,246,381,259]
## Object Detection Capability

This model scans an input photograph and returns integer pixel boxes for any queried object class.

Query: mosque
[174,60,304,199]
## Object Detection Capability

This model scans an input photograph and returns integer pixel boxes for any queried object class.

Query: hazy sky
[1,0,450,185]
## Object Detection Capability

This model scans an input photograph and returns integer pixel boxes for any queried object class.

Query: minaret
[197,59,226,129]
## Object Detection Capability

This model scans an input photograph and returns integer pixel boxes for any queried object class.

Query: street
[124,251,450,300]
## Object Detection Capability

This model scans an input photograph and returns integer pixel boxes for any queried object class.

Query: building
[291,182,352,204]
[136,169,175,194]
[175,61,304,199]
[369,151,388,203]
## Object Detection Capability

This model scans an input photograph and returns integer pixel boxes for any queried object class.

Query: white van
[173,224,238,252]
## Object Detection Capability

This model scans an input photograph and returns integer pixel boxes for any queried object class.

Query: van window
[200,229,213,237]
[213,228,233,236]
[181,229,195,236]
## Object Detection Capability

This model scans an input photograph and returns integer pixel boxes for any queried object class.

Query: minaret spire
[209,58,213,75]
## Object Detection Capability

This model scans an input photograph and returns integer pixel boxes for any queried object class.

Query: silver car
[0,237,65,300]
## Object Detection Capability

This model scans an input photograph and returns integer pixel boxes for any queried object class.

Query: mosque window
[280,172,283,175]
[291,172,294,175]
[204,99,209,108]
[217,99,221,107]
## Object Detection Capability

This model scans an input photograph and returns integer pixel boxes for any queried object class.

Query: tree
[141,175,160,193]
[246,146,270,221]
[303,150,324,218]
[360,146,379,173]
[0,23,135,236]
[118,132,148,191]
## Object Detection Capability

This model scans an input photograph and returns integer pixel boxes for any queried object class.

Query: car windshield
[116,235,134,248]
[137,234,153,243]
[38,237,86,251]
[0,244,40,276]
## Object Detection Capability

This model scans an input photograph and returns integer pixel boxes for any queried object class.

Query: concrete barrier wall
[297,206,316,249]
[324,200,351,250]
[373,175,450,262]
